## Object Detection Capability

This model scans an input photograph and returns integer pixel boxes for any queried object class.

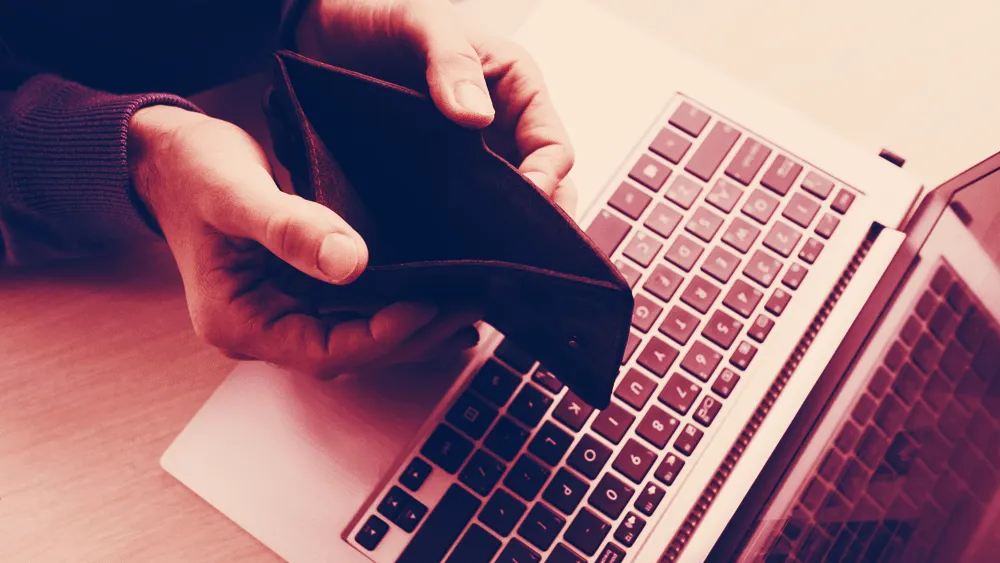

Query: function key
[681,340,723,382]
[355,515,389,551]
[543,468,589,515]
[742,189,781,224]
[623,332,641,365]
[802,171,835,200]
[635,482,666,516]
[623,231,663,268]
[674,423,704,456]
[664,234,705,272]
[628,154,672,192]
[400,457,432,492]
[421,424,473,474]
[565,508,613,557]
[586,210,631,257]
[685,122,742,181]
[480,489,527,537]
[608,182,653,220]
[654,452,686,485]
[722,217,762,254]
[568,434,613,479]
[680,275,721,314]
[685,206,725,242]
[659,305,700,346]
[650,127,693,164]
[614,368,657,411]
[658,372,701,415]
[632,293,664,333]
[484,416,530,462]
[471,359,521,407]
[704,310,743,350]
[508,384,554,428]
[711,368,740,398]
[636,405,680,449]
[815,212,841,239]
[723,279,764,319]
[446,391,498,440]
[553,391,595,432]
[636,335,680,377]
[644,202,683,238]
[669,101,711,137]
[782,262,808,290]
[831,189,856,214]
[706,177,744,214]
[763,221,802,258]
[532,366,564,394]
[612,438,658,484]
[446,524,501,563]
[725,138,772,186]
[665,175,704,210]
[748,314,775,342]
[517,503,566,552]
[730,340,758,371]
[745,249,783,288]
[799,237,824,264]
[782,192,821,228]
[496,538,541,563]
[494,339,535,374]
[589,473,635,519]
[459,450,506,496]
[529,421,573,466]
[761,155,803,196]
[644,264,684,302]
[702,246,741,284]
[614,259,642,288]
[592,402,636,444]
[614,512,647,547]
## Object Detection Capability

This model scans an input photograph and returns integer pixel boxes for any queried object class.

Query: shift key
[685,122,741,181]
[586,209,631,257]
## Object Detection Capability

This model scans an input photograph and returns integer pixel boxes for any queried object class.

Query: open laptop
[159,0,1000,561]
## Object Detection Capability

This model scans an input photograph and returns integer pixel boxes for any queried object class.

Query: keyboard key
[868,366,893,397]
[915,291,937,319]
[636,336,680,377]
[479,489,526,537]
[494,339,535,374]
[730,340,758,370]
[674,423,704,455]
[504,455,551,502]
[377,485,410,521]
[508,384,553,429]
[565,508,613,556]
[815,212,840,239]
[831,188,856,214]
[693,394,723,427]
[529,422,573,466]
[761,155,803,196]
[930,265,953,294]
[636,405,680,449]
[396,498,428,532]
[722,217,761,254]
[623,231,662,268]
[613,438,658,484]
[543,467,589,515]
[608,182,652,220]
[654,452,685,485]
[517,503,565,552]
[745,249,783,288]
[726,138,771,185]
[664,234,704,271]
[748,314,774,342]
[711,368,740,398]
[669,102,710,137]
[445,524,501,563]
[765,288,792,316]
[400,458,432,492]
[685,206,725,242]
[549,544,587,563]
[659,305,700,345]
[892,363,924,404]
[590,473,635,519]
[496,538,541,563]
[782,262,808,290]
[532,366,563,394]
[911,333,943,373]
[632,294,663,333]
[956,309,988,351]
[742,189,780,224]
[598,544,627,563]
[592,402,636,444]
[356,515,389,551]
[484,416,530,462]
[723,279,764,319]
[614,368,657,410]
[459,450,506,495]
[706,178,743,213]
[801,172,834,199]
[397,484,481,563]
[586,210,631,257]
[644,264,684,302]
[447,392,498,440]
[614,512,647,547]
[644,203,683,239]
[623,332,641,365]
[628,154,671,192]
[681,340,723,382]
[929,302,958,342]
[471,360,521,407]
[665,175,703,210]
[702,245,741,284]
[422,425,474,474]
[704,309,743,350]
[659,372,701,415]
[763,221,801,258]
[799,237,824,264]
[946,282,972,314]
[685,121,741,181]
[649,127,692,164]
[680,275,721,314]
[553,392,594,432]
[568,434,612,479]
[635,482,666,516]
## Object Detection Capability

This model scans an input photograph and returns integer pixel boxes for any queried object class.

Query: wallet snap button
[568,336,581,350]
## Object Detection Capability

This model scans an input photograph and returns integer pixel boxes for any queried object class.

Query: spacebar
[396,484,481,563]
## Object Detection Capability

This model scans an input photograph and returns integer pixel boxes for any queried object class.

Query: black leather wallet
[262,50,633,409]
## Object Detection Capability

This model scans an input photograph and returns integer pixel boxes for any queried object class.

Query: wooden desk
[4,0,1000,561]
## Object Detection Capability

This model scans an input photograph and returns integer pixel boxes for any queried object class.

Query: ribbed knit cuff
[3,75,202,253]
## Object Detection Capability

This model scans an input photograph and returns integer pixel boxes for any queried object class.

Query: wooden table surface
[4,0,1000,561]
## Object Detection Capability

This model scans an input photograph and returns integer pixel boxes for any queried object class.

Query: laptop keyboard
[762,262,1000,563]
[348,96,862,563]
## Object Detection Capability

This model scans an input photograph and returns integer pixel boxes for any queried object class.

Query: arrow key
[355,515,389,551]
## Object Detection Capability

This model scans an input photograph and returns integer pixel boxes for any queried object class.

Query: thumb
[398,0,495,128]
[217,187,369,285]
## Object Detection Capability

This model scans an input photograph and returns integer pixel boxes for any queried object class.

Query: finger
[409,325,481,363]
[383,306,484,364]
[395,0,495,128]
[206,170,369,285]
[551,177,579,218]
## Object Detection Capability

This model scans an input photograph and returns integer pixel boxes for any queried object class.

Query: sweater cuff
[4,75,202,248]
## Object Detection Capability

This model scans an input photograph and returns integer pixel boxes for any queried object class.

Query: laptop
[159,0,1000,561]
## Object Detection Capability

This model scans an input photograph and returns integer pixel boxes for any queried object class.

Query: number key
[658,372,701,415]
[612,439,658,484]
[703,309,743,350]
[636,405,680,449]
[589,473,635,520]
[680,340,723,382]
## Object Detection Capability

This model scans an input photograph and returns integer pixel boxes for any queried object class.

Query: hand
[127,105,482,377]
[295,0,578,215]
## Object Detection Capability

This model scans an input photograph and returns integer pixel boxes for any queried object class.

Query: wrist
[127,105,204,223]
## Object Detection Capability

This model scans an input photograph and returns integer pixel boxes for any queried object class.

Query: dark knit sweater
[0,0,302,265]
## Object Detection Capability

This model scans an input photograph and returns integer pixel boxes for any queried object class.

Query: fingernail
[454,81,494,118]
[318,233,360,283]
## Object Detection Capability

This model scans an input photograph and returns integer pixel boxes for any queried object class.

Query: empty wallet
[261,50,633,409]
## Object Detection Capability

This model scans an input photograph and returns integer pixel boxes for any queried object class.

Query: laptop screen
[720,164,1000,563]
